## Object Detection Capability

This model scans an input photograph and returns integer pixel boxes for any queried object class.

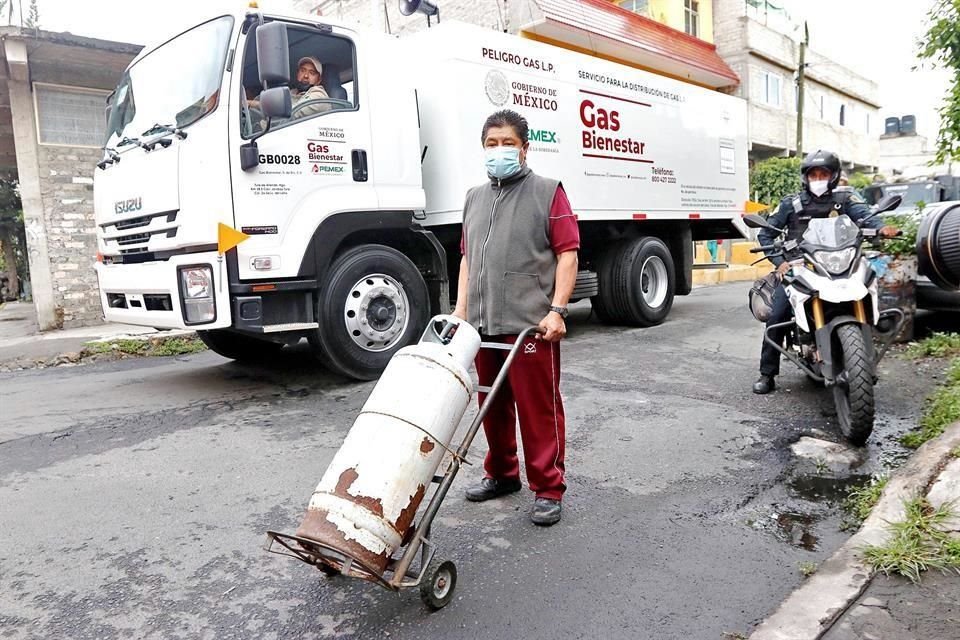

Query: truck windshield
[106,16,234,145]
[863,182,939,209]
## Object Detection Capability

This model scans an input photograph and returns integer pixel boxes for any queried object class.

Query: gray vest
[462,166,560,335]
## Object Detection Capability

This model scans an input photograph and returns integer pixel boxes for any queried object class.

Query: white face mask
[809,179,829,197]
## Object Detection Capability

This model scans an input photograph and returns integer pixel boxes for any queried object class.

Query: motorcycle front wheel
[832,324,876,446]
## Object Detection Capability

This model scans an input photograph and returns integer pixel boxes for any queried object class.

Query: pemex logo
[529,129,558,144]
[484,70,509,107]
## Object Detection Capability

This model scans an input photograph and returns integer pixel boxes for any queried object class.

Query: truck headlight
[178,265,216,324]
[814,247,856,275]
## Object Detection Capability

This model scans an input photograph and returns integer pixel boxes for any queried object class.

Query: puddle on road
[773,511,819,551]
[788,473,871,504]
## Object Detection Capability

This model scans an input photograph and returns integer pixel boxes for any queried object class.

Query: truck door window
[241,23,357,137]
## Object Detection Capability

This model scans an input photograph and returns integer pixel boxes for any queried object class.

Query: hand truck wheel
[419,559,457,610]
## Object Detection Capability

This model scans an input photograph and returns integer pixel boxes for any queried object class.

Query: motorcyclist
[753,150,898,394]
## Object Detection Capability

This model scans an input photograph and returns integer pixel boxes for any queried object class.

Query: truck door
[229,21,374,282]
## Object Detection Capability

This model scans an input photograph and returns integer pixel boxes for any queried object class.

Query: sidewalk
[750,422,960,639]
[0,301,166,369]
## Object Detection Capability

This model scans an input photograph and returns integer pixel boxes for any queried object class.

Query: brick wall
[36,145,101,328]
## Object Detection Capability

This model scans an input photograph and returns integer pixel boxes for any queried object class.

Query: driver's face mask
[809,180,830,197]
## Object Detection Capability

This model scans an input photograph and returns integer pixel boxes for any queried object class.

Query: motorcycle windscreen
[802,216,860,248]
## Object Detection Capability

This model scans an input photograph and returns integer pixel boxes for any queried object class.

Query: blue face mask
[484,146,522,179]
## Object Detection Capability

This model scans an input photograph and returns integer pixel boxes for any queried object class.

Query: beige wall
[647,0,714,43]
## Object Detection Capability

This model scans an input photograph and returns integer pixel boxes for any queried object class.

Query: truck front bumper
[95,251,233,330]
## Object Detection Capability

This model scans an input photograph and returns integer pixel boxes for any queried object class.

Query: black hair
[481,109,529,145]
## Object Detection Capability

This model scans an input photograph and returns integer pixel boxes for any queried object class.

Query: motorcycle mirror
[873,194,903,214]
[742,214,783,233]
[861,193,904,223]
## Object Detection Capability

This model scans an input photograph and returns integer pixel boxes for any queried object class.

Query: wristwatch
[550,305,569,319]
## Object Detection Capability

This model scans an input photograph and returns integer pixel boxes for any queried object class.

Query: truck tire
[591,236,675,327]
[196,329,284,361]
[832,324,875,447]
[310,244,429,381]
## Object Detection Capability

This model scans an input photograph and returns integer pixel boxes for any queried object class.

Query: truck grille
[101,210,179,254]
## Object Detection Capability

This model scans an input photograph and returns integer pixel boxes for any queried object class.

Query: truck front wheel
[310,244,429,380]
[196,329,285,361]
[592,236,675,327]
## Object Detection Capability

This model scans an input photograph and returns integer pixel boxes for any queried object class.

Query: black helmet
[801,150,842,195]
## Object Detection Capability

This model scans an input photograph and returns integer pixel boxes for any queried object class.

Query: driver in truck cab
[248,56,332,119]
[753,150,899,395]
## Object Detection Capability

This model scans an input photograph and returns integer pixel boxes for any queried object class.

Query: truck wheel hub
[344,274,409,352]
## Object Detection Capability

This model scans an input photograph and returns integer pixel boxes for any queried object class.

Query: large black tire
[832,324,876,446]
[591,236,675,327]
[196,329,284,361]
[309,244,429,381]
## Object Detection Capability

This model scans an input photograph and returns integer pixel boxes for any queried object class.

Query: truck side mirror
[257,22,290,88]
[260,86,291,119]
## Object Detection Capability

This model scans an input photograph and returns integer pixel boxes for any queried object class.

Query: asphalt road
[0,283,939,640]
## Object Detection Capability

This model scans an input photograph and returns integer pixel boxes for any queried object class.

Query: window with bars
[36,85,108,147]
[685,0,699,37]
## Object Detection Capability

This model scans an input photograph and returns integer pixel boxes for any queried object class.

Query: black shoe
[753,375,777,395]
[465,477,522,502]
[530,498,562,526]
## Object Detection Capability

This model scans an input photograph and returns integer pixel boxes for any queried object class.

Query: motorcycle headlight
[813,247,856,275]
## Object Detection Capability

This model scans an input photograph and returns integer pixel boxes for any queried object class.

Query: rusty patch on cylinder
[394,483,427,536]
[420,437,436,454]
[333,467,384,517]
[296,508,389,574]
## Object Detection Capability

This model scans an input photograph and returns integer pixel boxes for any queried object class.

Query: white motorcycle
[743,194,905,446]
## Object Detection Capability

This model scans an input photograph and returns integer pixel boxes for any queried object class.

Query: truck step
[261,322,320,333]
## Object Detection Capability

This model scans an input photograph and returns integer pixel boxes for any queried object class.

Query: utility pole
[795,20,809,157]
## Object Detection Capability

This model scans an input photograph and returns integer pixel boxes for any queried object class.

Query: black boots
[464,477,522,502]
[530,498,562,526]
[753,374,777,394]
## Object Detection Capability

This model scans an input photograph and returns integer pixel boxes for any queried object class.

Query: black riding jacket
[759,189,882,267]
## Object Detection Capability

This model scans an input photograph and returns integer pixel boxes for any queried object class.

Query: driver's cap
[297,56,323,77]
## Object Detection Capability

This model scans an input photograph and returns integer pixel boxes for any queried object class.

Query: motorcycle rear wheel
[832,324,875,446]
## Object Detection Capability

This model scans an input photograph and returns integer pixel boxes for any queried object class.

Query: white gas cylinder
[296,315,480,572]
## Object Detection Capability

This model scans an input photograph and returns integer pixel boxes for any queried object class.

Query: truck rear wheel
[196,329,284,361]
[310,244,429,381]
[592,236,675,327]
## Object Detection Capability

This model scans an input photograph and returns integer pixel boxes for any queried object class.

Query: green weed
[861,497,960,583]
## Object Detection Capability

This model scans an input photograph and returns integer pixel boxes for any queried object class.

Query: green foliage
[0,172,26,288]
[841,474,889,530]
[82,336,208,358]
[797,561,818,578]
[848,172,873,191]
[861,497,960,584]
[906,332,960,358]
[918,0,960,165]
[749,157,801,211]
[881,212,920,258]
[24,0,37,29]
[901,359,960,448]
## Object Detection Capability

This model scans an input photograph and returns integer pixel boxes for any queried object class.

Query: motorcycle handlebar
[750,245,777,253]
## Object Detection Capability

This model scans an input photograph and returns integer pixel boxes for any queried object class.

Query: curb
[749,421,960,640]
[0,330,202,371]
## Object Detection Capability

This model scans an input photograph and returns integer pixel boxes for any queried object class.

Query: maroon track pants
[474,334,567,501]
